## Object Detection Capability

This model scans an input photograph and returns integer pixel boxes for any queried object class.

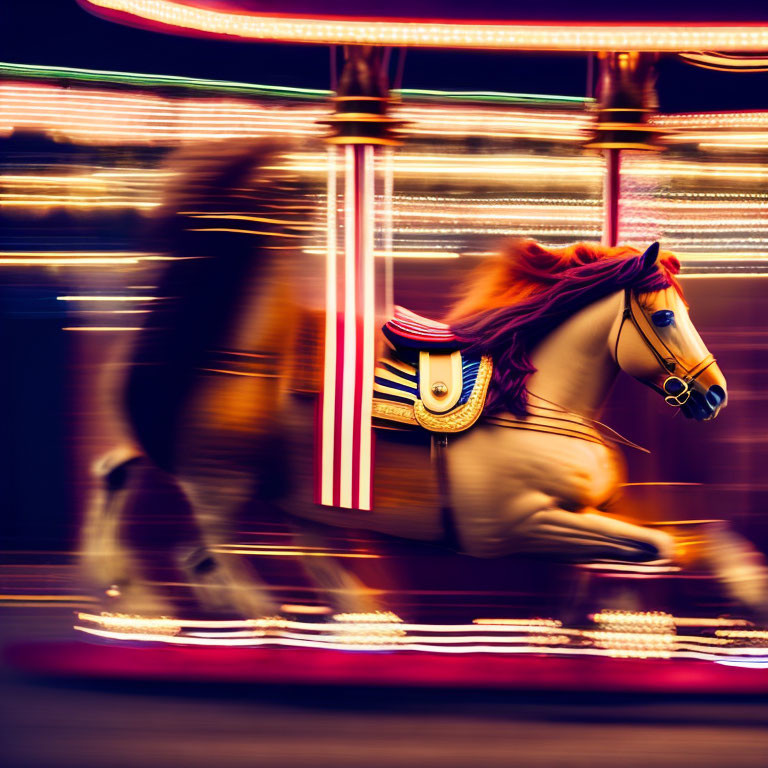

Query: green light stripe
[396,88,589,105]
[0,61,330,99]
[0,61,588,106]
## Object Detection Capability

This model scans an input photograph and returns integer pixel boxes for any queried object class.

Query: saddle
[372,306,493,433]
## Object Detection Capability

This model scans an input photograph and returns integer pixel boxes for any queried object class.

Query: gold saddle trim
[372,355,493,433]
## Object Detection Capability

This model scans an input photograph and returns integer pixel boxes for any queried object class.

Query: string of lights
[3,70,768,275]
[78,0,768,52]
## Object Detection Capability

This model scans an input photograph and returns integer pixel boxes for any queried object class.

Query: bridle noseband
[615,288,716,407]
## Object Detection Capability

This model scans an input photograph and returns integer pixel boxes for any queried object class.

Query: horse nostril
[664,377,686,395]
[706,385,726,408]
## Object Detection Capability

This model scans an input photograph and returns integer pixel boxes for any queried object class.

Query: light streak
[80,0,768,52]
[5,76,768,275]
[0,83,592,145]
[304,249,461,259]
[0,258,140,266]
[280,604,332,615]
[620,482,702,486]
[338,144,357,509]
[62,326,143,331]
[681,274,768,279]
[394,105,591,141]
[716,660,768,669]
[72,620,768,663]
[0,61,330,99]
[0,251,171,266]
[319,146,337,507]
[0,199,159,208]
[0,82,326,145]
[473,618,562,626]
[211,546,379,559]
[0,62,587,105]
[674,617,752,628]
[72,611,767,665]
[654,112,768,130]
[281,153,604,179]
[2,76,768,180]
[699,142,768,151]
[75,612,577,635]
[396,88,586,105]
[358,144,376,511]
[0,594,94,602]
[716,629,768,639]
[56,295,158,301]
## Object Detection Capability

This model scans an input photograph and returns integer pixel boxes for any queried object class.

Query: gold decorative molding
[372,399,419,426]
[413,355,493,433]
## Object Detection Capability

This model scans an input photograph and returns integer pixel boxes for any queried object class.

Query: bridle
[615,287,716,407]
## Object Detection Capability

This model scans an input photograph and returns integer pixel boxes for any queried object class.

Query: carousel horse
[82,139,768,621]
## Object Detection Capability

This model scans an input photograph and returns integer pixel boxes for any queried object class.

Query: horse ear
[641,242,660,270]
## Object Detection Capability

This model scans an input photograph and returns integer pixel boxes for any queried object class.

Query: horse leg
[290,526,383,616]
[176,467,279,619]
[509,496,768,618]
[692,522,768,620]
[507,493,676,562]
[172,360,291,619]
[170,269,301,618]
[81,445,172,615]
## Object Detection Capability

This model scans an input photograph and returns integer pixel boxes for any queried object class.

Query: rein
[484,394,650,454]
[615,288,716,407]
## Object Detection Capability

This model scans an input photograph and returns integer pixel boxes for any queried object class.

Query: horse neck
[525,290,623,421]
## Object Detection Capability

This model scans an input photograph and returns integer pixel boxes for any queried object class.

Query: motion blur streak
[72,624,768,663]
[5,69,768,269]
[76,0,768,51]
[72,610,768,664]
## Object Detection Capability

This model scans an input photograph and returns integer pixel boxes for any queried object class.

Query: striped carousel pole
[316,46,400,511]
[585,52,663,247]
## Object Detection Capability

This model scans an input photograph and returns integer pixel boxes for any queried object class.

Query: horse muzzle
[668,361,727,421]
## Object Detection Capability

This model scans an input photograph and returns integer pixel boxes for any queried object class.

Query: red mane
[448,239,682,322]
[448,239,683,416]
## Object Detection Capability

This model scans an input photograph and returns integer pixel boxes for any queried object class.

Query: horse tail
[124,139,293,473]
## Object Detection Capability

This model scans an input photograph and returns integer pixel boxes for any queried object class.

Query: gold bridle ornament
[616,288,716,408]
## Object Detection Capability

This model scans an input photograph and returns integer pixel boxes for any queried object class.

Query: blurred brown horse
[82,140,768,622]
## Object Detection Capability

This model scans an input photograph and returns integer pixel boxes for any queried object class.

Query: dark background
[2,7,768,762]
[1,2,768,552]
[2,1,768,112]
[0,6,765,510]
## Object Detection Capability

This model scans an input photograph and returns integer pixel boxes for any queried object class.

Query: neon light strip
[338,145,357,509]
[0,258,143,266]
[0,61,329,99]
[653,112,768,129]
[56,295,157,301]
[0,83,588,145]
[396,88,587,104]
[358,145,376,510]
[73,625,768,662]
[0,62,586,105]
[81,0,768,52]
[319,147,337,507]
[63,326,143,331]
[317,146,376,510]
[382,150,395,318]
[4,77,768,150]
[75,612,752,633]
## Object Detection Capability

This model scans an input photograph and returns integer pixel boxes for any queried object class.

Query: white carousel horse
[81,141,768,621]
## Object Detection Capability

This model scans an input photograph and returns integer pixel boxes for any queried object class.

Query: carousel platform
[7,640,768,694]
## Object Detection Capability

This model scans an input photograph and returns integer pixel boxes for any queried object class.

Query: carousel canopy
[78,0,768,52]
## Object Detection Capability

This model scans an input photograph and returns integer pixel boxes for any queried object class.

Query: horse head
[612,243,727,421]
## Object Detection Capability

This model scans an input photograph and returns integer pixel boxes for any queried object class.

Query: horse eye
[651,310,675,327]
